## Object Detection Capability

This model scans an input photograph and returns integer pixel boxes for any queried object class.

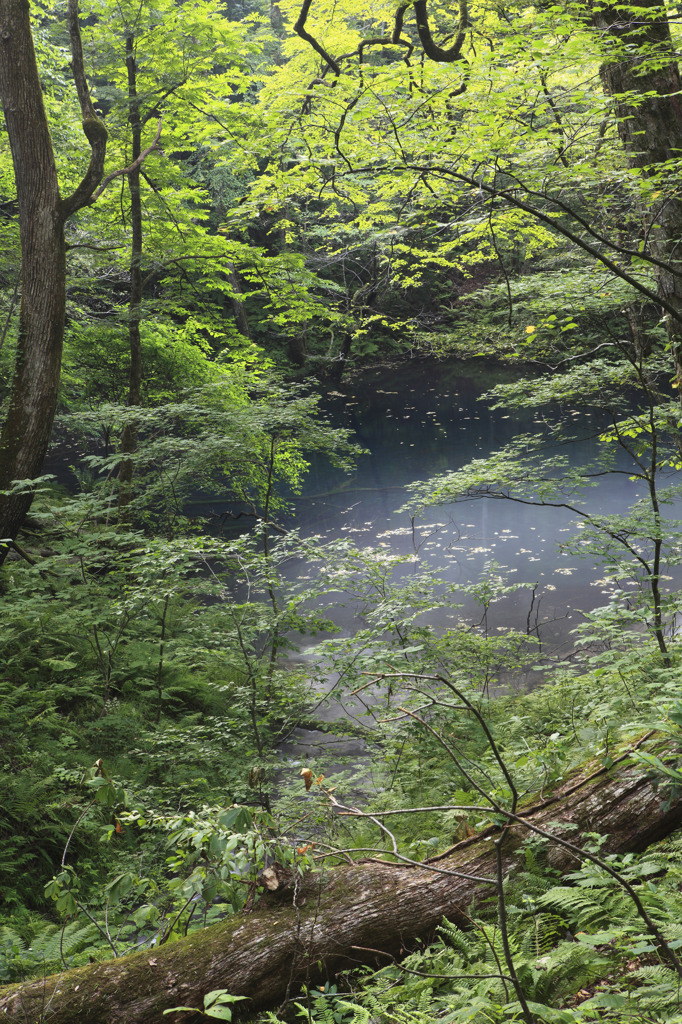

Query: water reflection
[282,358,672,656]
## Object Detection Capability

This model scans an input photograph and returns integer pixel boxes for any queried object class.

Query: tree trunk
[118,32,143,514]
[591,0,682,388]
[0,0,65,552]
[228,263,252,340]
[0,0,106,562]
[2,758,681,1024]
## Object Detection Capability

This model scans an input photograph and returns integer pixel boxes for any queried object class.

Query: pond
[280,357,678,663]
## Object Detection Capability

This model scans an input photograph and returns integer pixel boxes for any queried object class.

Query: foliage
[4,2,682,1024]
[0,919,104,983]
[164,989,249,1020]
[58,363,360,535]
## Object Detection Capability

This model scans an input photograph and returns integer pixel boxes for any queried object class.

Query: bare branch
[393,4,410,43]
[142,78,187,125]
[65,243,127,253]
[413,0,468,63]
[90,118,163,204]
[295,0,341,75]
[401,161,682,325]
[503,169,682,280]
[61,0,108,218]
[296,0,414,89]
[358,36,414,63]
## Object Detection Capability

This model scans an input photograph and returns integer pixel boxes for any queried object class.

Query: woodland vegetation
[3,1,682,1022]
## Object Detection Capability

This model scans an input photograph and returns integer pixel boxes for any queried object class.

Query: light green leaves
[163,989,249,1019]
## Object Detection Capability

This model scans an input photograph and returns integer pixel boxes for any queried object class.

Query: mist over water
[284,358,669,658]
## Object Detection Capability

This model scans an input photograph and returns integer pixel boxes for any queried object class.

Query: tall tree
[116,28,146,510]
[0,0,107,558]
[590,0,682,384]
[72,0,254,510]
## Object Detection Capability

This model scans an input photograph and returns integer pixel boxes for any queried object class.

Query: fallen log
[2,757,682,1024]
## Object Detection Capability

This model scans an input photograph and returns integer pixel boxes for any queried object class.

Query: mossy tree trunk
[2,760,681,1024]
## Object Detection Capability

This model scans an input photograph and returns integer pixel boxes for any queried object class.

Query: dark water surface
[280,358,674,659]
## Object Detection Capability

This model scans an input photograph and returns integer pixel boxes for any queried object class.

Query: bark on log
[2,759,681,1024]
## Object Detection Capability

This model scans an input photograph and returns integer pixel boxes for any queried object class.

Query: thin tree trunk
[228,263,251,339]
[118,33,143,514]
[2,758,681,1023]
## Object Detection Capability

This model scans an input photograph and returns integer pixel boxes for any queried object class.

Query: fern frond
[335,1000,373,1023]
[0,926,27,952]
[632,964,675,982]
[436,917,473,961]
[518,913,565,958]
[29,920,100,962]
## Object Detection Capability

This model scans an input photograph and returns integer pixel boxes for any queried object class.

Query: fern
[333,1002,374,1024]
[0,919,104,982]
[530,940,610,1003]
[436,918,474,961]
[622,964,682,1013]
[505,847,559,910]
[0,926,26,952]
[33,920,101,962]
[517,913,565,959]
[293,998,337,1024]
[536,883,635,932]
[289,985,378,1024]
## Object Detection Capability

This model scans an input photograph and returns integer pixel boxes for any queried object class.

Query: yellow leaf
[526,325,535,334]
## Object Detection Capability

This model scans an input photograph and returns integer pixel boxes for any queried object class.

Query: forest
[3,0,682,1021]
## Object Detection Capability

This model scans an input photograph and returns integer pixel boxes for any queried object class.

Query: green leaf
[205,1008,234,1021]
